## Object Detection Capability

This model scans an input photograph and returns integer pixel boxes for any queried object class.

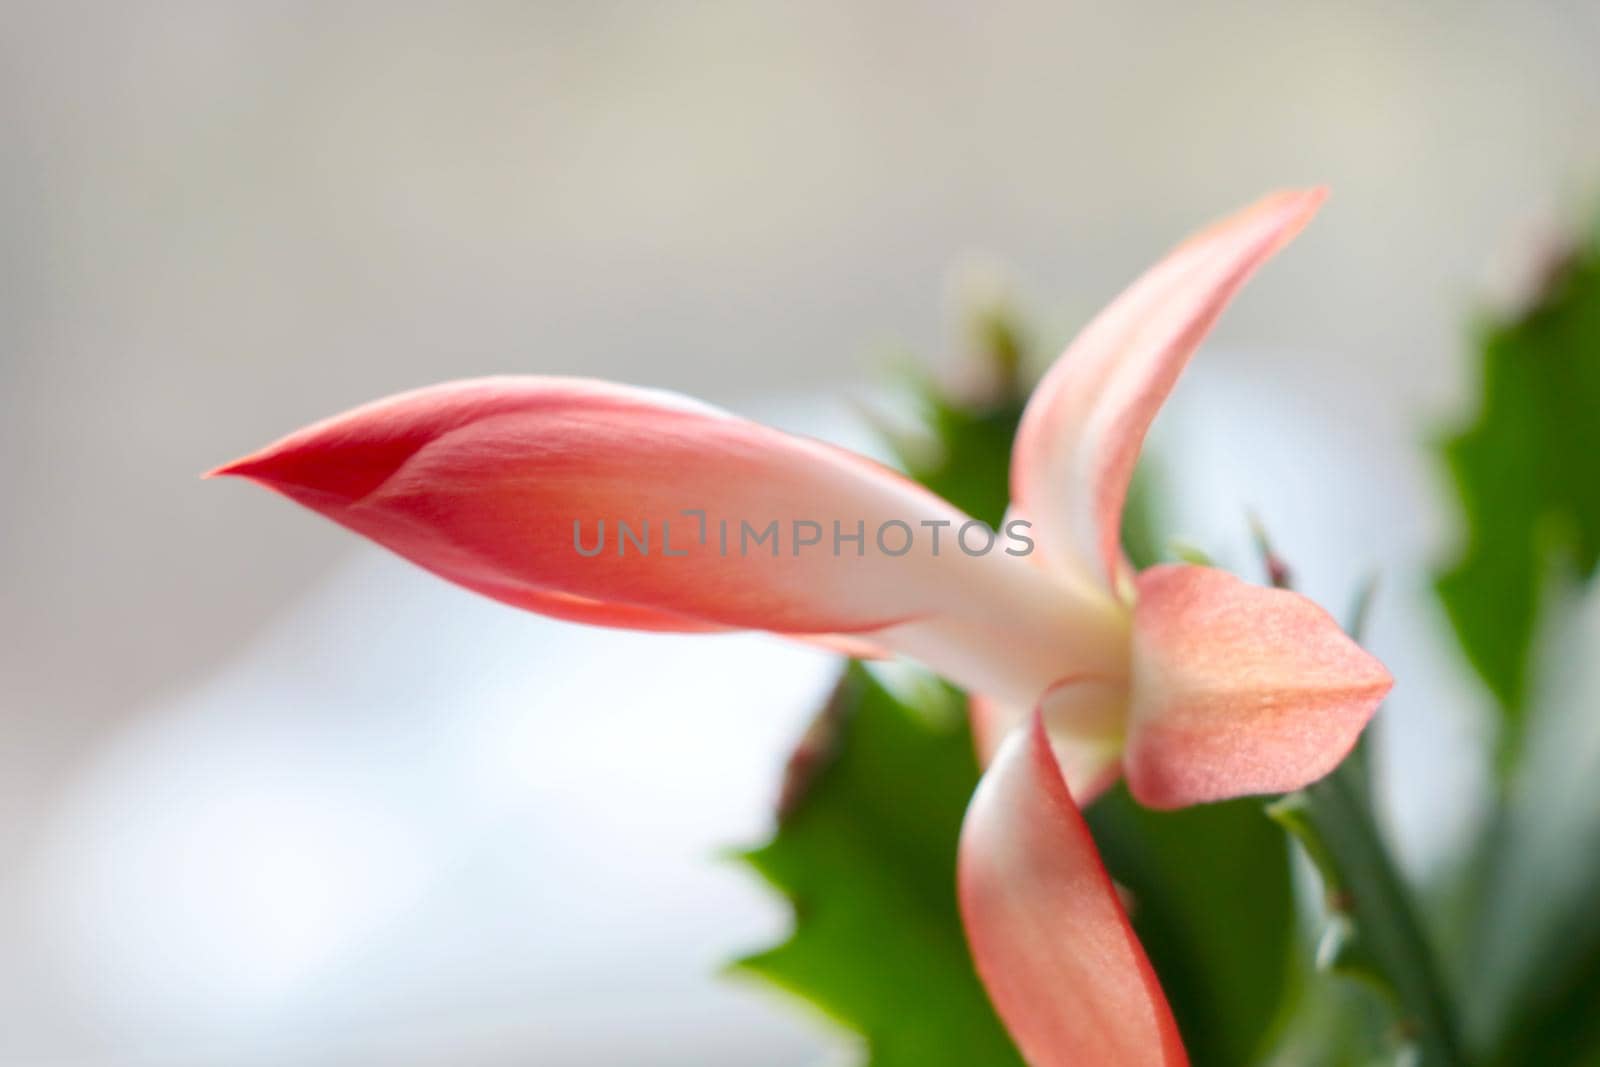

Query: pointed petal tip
[1127,564,1396,809]
[201,455,258,480]
[1009,185,1331,594]
[1367,649,1396,695]
[1203,187,1328,260]
[1242,186,1329,247]
[202,444,303,487]
[1290,184,1329,206]
[1264,185,1328,213]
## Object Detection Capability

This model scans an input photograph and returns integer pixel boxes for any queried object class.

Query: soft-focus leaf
[733,663,1025,1067]
[1267,765,1466,1067]
[1436,215,1600,1064]
[1263,970,1395,1067]
[1435,224,1600,763]
[1468,589,1600,1065]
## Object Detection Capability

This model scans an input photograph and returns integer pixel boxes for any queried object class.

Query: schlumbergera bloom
[212,189,1391,1066]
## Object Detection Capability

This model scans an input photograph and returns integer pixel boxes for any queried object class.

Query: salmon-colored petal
[959,714,1188,1067]
[969,681,1126,804]
[212,376,1126,706]
[1125,563,1393,809]
[1011,190,1326,597]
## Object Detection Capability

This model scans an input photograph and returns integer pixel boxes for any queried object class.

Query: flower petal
[212,376,1127,706]
[1011,189,1327,596]
[959,713,1188,1067]
[970,680,1126,804]
[1125,563,1393,809]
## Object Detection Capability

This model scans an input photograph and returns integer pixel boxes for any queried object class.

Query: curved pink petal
[1125,563,1393,809]
[212,376,1126,706]
[1011,189,1327,596]
[969,680,1126,804]
[959,713,1188,1067]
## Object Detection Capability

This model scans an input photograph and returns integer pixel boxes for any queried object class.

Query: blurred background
[2,2,1598,1064]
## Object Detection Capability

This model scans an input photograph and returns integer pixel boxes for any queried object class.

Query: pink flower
[212,189,1390,1066]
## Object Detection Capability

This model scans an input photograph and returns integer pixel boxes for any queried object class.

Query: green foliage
[1267,766,1466,1067]
[1465,592,1600,1066]
[732,664,1026,1067]
[1430,214,1600,1066]
[1262,972,1398,1067]
[1435,226,1600,762]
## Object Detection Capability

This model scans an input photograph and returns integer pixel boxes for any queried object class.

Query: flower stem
[1269,761,1468,1066]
